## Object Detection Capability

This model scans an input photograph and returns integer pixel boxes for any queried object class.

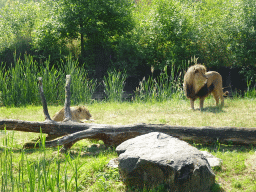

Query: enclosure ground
[0,98,256,191]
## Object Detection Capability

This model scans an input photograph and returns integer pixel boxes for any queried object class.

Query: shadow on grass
[211,183,225,192]
[192,141,255,153]
[0,146,59,154]
[66,143,116,158]
[198,106,226,113]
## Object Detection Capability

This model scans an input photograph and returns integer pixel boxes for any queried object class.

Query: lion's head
[183,64,208,99]
[72,106,91,122]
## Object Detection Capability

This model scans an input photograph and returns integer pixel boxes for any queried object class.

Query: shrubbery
[0,0,255,72]
[0,0,256,106]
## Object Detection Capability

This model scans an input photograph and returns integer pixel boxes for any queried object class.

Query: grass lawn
[0,97,256,191]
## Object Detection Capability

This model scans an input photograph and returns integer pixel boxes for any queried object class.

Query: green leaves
[58,0,134,42]
[0,0,256,88]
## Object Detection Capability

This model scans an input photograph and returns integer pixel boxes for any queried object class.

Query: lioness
[52,106,92,123]
[183,64,228,110]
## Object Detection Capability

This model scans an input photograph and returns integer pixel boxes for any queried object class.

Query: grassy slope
[0,98,256,191]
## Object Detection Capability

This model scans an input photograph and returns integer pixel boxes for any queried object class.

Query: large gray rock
[116,132,215,191]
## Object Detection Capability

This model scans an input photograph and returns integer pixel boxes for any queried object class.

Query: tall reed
[103,70,127,102]
[0,55,39,107]
[0,55,96,107]
[0,128,81,191]
[0,55,197,106]
[134,61,187,102]
[64,57,97,105]
[245,78,256,98]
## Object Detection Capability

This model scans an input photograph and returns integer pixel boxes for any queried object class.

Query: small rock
[107,158,119,168]
[201,151,222,167]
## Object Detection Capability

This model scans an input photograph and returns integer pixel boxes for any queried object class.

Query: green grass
[0,98,256,191]
[1,97,255,127]
[0,132,123,192]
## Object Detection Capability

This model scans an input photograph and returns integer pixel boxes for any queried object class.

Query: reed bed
[0,55,189,107]
[0,55,97,107]
[103,70,127,102]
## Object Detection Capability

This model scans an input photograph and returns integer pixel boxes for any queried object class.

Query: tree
[57,0,134,77]
[0,1,39,65]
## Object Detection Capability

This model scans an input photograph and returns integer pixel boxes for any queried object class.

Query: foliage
[57,0,135,75]
[192,0,243,67]
[0,1,39,65]
[58,0,134,42]
[0,0,256,93]
[0,0,66,66]
[114,0,195,75]
[32,0,67,62]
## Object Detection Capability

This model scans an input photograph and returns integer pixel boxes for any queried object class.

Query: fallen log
[0,119,91,136]
[1,119,256,150]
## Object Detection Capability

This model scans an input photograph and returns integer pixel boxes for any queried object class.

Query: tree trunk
[81,32,85,59]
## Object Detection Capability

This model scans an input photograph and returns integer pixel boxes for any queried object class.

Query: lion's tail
[223,91,229,97]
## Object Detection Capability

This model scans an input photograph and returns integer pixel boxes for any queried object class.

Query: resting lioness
[52,106,92,123]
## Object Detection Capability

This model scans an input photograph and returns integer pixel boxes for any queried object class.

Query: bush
[0,0,256,93]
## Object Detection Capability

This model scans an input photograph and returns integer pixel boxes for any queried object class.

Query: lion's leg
[212,90,220,106]
[199,97,205,110]
[220,91,228,106]
[190,99,195,110]
[220,93,224,106]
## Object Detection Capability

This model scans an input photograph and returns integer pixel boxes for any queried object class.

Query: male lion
[52,106,92,123]
[183,64,228,110]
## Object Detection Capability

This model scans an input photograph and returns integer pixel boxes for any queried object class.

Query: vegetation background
[0,1,256,191]
[1,0,256,79]
[1,0,256,107]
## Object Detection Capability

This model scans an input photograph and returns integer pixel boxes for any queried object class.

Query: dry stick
[62,74,73,151]
[63,75,72,122]
[38,77,52,121]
